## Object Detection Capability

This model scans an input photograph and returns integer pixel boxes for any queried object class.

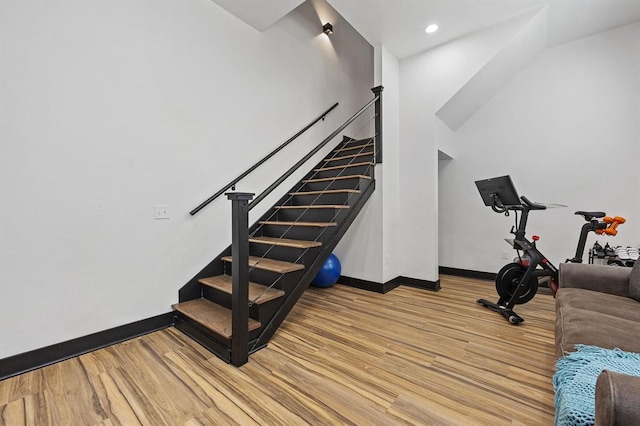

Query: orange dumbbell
[603,216,626,236]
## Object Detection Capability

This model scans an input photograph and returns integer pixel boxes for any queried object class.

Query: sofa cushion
[560,263,632,296]
[596,370,640,426]
[555,307,640,359]
[556,288,640,323]
[628,261,640,302]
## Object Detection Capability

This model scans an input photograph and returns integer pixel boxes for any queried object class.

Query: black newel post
[371,85,383,164]
[226,192,254,367]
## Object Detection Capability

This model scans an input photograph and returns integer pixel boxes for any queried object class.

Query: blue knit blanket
[553,345,640,426]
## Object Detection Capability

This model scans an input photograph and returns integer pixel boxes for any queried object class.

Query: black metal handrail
[248,94,379,211]
[190,102,339,216]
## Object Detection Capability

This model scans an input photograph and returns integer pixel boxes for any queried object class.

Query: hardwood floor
[0,275,556,425]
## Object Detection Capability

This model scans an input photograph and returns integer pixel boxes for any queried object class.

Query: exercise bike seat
[575,211,606,221]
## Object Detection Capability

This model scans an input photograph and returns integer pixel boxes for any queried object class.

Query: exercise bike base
[477,299,525,325]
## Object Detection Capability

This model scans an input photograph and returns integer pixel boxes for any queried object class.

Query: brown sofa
[556,261,640,425]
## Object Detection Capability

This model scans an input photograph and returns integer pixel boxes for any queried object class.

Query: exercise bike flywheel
[495,262,538,305]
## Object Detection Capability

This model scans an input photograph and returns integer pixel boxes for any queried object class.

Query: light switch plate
[154,205,170,220]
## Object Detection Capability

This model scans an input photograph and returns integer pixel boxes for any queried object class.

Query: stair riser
[314,165,373,179]
[272,207,346,223]
[334,145,374,155]
[250,244,322,265]
[201,287,282,326]
[251,269,304,294]
[290,192,355,206]
[259,224,336,245]
[302,177,365,192]
[339,137,373,148]
[201,287,259,322]
[222,263,304,292]
[174,313,262,344]
[320,155,374,168]
[174,317,231,362]
[251,299,282,330]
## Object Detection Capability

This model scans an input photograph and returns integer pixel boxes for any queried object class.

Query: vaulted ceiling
[328,0,640,58]
[212,0,640,59]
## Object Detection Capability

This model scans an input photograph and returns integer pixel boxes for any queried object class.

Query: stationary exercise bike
[474,176,625,324]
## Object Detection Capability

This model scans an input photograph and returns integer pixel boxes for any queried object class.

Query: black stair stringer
[174,315,231,362]
[250,178,376,351]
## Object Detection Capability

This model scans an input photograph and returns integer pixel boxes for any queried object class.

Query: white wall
[0,0,373,359]
[379,47,401,283]
[398,13,535,282]
[334,44,400,283]
[439,22,640,273]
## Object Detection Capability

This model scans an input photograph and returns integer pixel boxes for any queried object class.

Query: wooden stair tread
[302,175,370,183]
[172,298,261,339]
[221,255,305,273]
[334,143,373,153]
[275,205,350,209]
[326,152,374,162]
[249,236,322,249]
[290,189,360,196]
[199,275,284,304]
[313,162,375,172]
[259,220,337,227]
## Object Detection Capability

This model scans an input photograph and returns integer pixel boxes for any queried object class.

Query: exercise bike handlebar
[520,196,547,211]
[489,194,546,214]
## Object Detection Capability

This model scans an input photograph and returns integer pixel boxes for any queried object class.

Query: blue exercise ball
[312,253,341,288]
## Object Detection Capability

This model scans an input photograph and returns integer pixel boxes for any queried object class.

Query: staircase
[173,136,377,364]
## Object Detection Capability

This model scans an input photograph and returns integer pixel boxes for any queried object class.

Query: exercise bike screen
[475,175,521,207]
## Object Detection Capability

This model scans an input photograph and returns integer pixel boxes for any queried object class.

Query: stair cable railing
[245,120,375,278]
[189,102,339,216]
[247,132,376,354]
[240,122,375,309]
[231,93,379,303]
[195,86,382,366]
[246,131,375,312]
[247,131,374,247]
[241,89,380,354]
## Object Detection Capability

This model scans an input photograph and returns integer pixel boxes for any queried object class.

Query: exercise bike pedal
[477,298,525,325]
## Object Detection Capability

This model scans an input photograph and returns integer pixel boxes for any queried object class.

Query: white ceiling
[327,0,640,59]
[210,0,640,60]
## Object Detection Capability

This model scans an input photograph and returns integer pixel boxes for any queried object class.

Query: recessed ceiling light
[425,24,439,34]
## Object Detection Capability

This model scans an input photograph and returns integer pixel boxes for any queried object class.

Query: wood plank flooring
[0,275,556,425]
